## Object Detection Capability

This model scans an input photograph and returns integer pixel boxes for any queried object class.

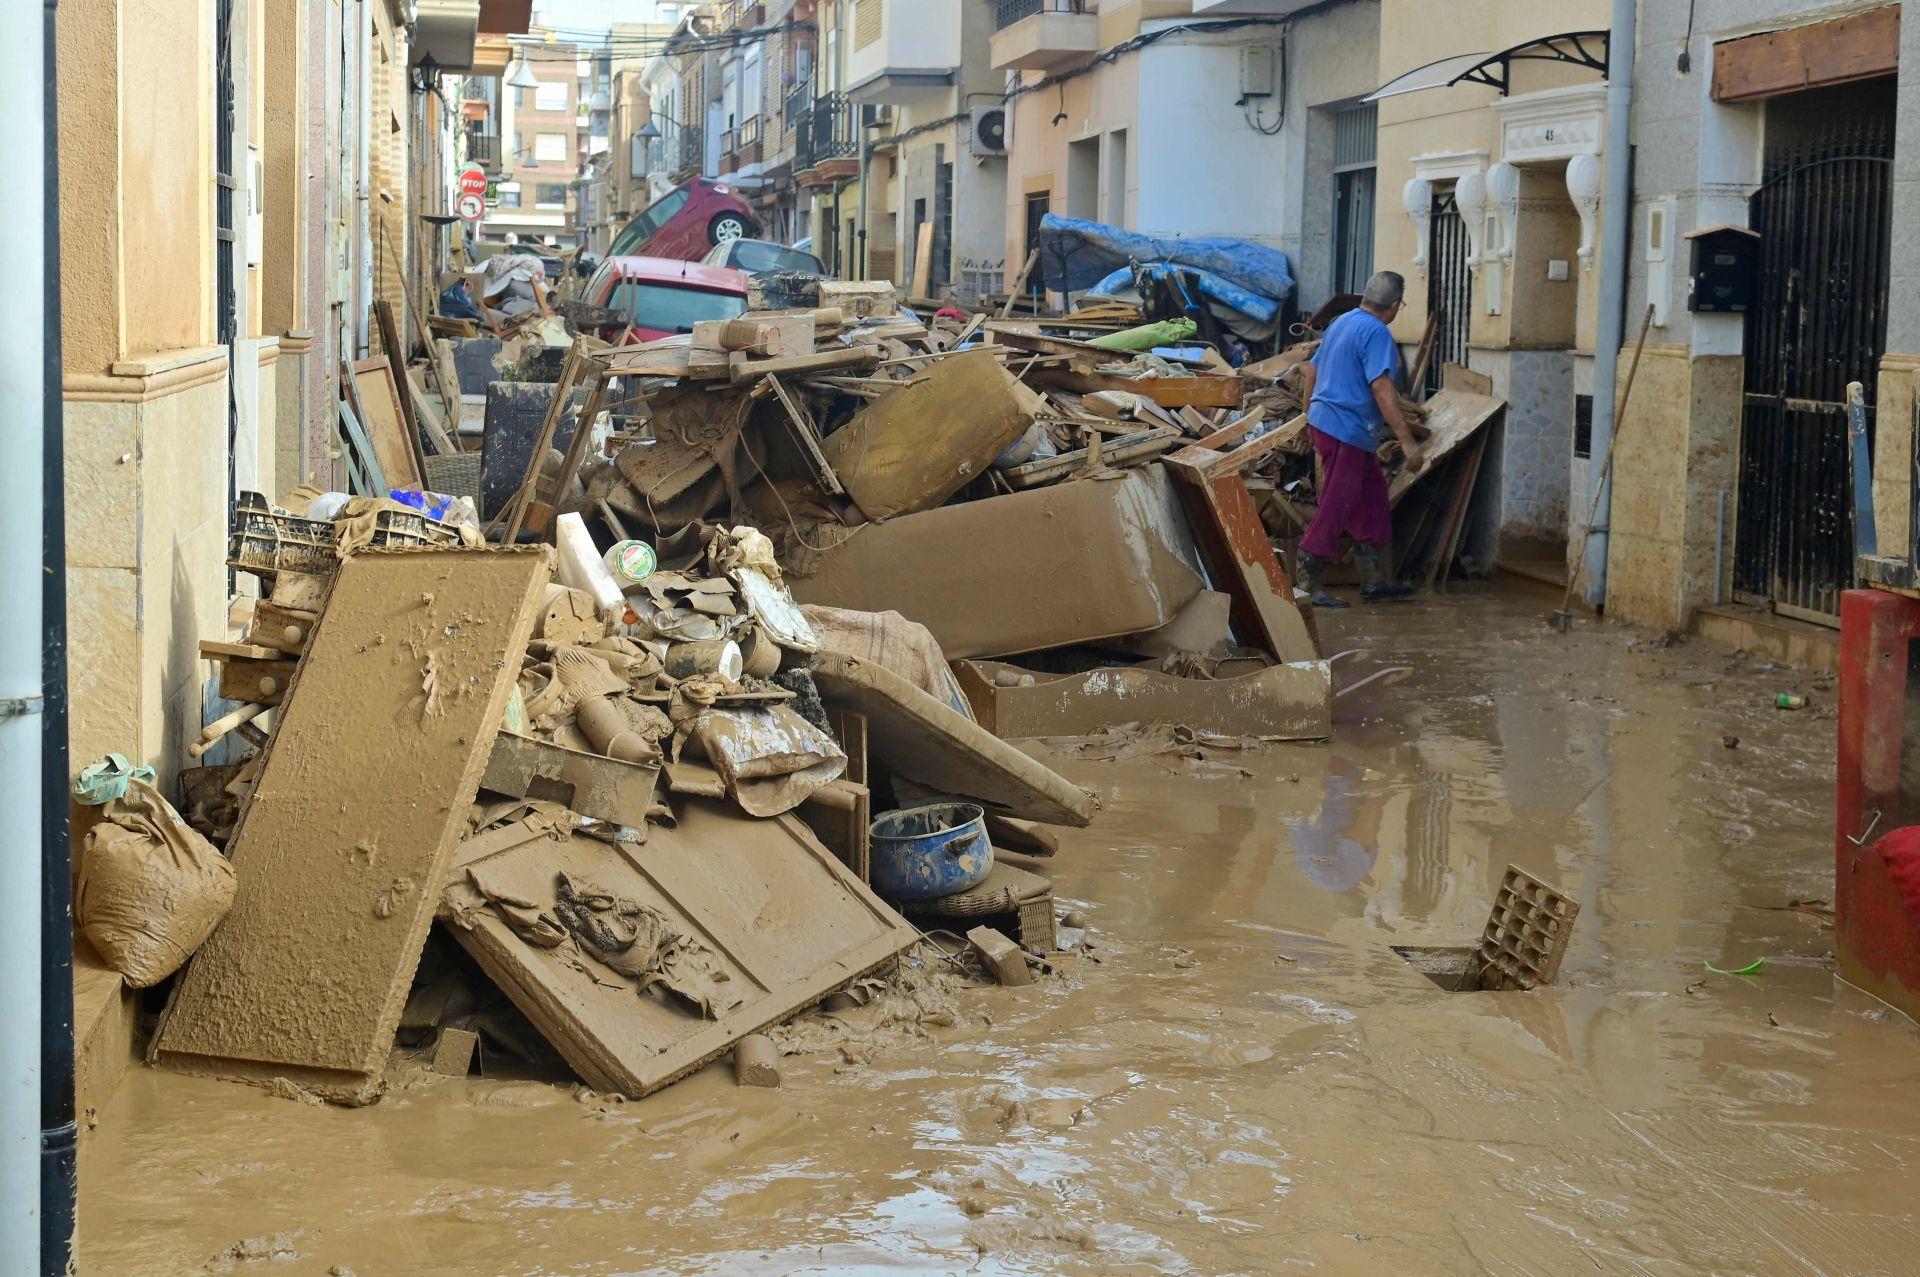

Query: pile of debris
[75,271,1512,1109]
[117,477,1097,1105]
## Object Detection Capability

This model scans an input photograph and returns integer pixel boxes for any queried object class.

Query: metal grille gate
[1735,112,1893,618]
[1426,190,1471,394]
[216,0,238,585]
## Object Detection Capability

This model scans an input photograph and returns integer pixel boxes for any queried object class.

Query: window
[1024,191,1050,261]
[534,132,569,163]
[535,81,569,112]
[499,188,522,208]
[536,183,569,208]
[1573,394,1594,459]
[609,187,691,255]
[1332,101,1378,296]
[609,280,747,333]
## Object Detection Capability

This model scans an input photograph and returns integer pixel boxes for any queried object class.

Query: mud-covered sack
[76,778,237,988]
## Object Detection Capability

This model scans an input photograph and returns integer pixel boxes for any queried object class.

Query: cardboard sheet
[438,803,918,1096]
[153,547,552,1104]
[954,659,1332,740]
[809,651,1096,827]
[790,465,1207,660]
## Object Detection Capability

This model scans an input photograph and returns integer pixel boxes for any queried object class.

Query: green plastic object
[72,753,156,807]
[1088,318,1198,352]
[1704,957,1766,976]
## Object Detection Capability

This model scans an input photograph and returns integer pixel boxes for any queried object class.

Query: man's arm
[1372,373,1423,472]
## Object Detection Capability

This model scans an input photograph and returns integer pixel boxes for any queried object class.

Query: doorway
[1425,189,1471,395]
[1734,79,1894,620]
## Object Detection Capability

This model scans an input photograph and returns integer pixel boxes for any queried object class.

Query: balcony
[990,0,1096,71]
[672,122,705,178]
[465,131,502,172]
[795,92,858,187]
[844,0,962,104]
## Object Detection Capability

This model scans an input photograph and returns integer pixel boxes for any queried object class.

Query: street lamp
[507,51,539,90]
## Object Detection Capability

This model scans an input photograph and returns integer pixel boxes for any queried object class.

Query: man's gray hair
[1362,271,1405,309]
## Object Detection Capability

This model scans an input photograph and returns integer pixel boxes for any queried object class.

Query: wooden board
[1002,426,1182,490]
[152,547,552,1104]
[348,357,425,490]
[809,651,1095,827]
[1036,365,1245,410]
[438,804,918,1097]
[955,658,1331,741]
[1164,448,1321,665]
[1389,388,1504,506]
[1712,6,1898,103]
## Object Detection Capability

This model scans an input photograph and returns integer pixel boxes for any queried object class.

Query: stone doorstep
[1690,602,1839,675]
[73,934,138,1131]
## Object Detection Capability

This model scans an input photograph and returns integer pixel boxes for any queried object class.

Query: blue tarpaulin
[1033,213,1296,304]
[1086,263,1280,325]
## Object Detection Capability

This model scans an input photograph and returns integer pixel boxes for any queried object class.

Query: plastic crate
[228,492,334,577]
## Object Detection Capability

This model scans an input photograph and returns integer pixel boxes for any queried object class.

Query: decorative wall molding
[1493,83,1607,163]
[1486,162,1521,265]
[1403,177,1434,275]
[1455,170,1489,269]
[1565,153,1602,268]
[1410,148,1489,184]
[64,346,230,404]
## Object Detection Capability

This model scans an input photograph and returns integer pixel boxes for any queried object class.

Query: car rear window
[610,280,746,333]
[610,188,691,256]
[730,241,825,274]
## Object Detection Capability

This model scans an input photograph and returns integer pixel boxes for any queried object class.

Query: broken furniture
[437,801,918,1097]
[152,547,552,1105]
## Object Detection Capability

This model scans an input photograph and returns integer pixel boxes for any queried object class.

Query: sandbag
[76,779,237,988]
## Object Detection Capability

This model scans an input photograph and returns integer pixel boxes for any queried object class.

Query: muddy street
[76,591,1920,1275]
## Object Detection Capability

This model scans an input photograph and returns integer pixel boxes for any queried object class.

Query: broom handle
[1560,303,1656,616]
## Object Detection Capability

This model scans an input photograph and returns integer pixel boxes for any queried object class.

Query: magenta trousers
[1300,427,1392,559]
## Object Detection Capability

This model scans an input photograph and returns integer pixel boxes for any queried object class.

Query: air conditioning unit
[969,105,1007,157]
[861,103,893,129]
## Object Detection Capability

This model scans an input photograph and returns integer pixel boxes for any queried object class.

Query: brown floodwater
[80,590,1920,1275]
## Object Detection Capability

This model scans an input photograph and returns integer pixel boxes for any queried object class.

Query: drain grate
[1472,865,1579,991]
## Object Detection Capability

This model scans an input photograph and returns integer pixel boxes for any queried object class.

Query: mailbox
[1685,224,1761,313]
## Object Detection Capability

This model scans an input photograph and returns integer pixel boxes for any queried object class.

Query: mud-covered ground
[80,590,1920,1275]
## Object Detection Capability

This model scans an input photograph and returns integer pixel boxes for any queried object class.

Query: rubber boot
[1356,543,1416,602]
[1298,552,1349,609]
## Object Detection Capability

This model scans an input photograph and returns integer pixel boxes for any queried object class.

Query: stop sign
[457,165,487,198]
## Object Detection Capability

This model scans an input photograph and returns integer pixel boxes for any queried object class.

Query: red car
[607,178,757,262]
[584,254,750,343]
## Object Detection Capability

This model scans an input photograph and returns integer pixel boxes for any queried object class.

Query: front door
[1425,190,1471,395]
[1734,80,1894,620]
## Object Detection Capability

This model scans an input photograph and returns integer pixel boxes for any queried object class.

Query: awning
[1365,31,1608,102]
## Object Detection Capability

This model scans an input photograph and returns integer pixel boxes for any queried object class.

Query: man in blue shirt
[1295,271,1425,607]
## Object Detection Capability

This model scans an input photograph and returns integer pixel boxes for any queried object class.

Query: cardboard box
[789,466,1207,660]
[954,658,1331,740]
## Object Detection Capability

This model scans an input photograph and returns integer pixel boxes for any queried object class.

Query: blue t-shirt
[1307,308,1402,450]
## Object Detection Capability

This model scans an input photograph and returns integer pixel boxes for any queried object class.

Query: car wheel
[709,213,749,245]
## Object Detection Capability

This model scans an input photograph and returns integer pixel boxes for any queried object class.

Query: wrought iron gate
[1426,190,1471,394]
[1735,115,1893,618]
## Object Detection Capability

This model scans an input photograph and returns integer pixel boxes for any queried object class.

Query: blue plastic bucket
[869,802,993,901]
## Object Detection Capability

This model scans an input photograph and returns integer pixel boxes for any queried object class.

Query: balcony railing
[796,92,855,171]
[466,131,501,171]
[784,80,811,127]
[674,122,704,173]
[994,0,1084,29]
[740,114,761,147]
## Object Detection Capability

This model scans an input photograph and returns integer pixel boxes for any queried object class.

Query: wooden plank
[500,340,588,542]
[1388,388,1504,506]
[406,366,458,457]
[437,804,918,1097]
[727,345,880,384]
[1712,6,1899,103]
[373,300,429,479]
[335,392,385,496]
[1002,426,1182,490]
[199,639,283,662]
[153,547,552,1104]
[481,731,662,828]
[347,356,425,490]
[217,655,298,706]
[1001,249,1039,319]
[1163,450,1320,665]
[1035,364,1245,410]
